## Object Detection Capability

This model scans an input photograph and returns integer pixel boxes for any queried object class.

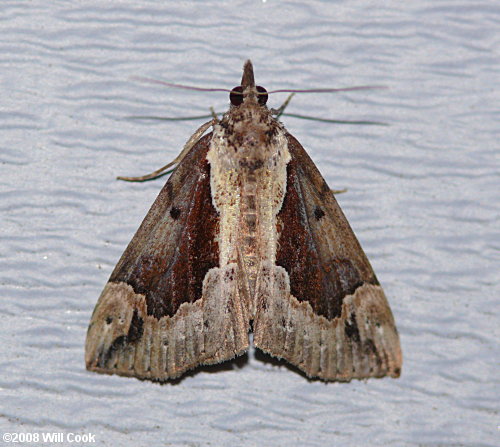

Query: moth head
[230,60,268,107]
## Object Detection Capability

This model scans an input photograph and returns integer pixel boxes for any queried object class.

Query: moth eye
[256,86,268,105]
[230,86,244,106]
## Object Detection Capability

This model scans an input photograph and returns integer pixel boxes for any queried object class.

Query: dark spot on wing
[98,310,144,368]
[314,206,325,220]
[127,309,144,342]
[170,206,181,220]
[98,335,127,368]
[344,311,361,343]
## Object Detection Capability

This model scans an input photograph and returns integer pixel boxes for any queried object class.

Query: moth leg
[209,107,220,122]
[331,188,347,194]
[117,118,216,182]
[271,93,295,118]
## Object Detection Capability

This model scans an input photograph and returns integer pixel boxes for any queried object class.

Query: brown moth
[85,60,402,381]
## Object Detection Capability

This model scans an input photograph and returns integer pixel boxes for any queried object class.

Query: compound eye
[256,86,268,105]
[230,86,244,106]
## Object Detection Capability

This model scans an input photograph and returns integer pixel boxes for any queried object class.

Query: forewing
[85,133,249,381]
[253,134,402,381]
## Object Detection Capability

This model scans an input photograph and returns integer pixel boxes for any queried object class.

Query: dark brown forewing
[109,132,219,319]
[255,133,401,381]
[85,133,254,380]
[276,134,379,321]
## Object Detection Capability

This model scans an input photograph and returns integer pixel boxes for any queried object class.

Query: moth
[85,60,402,382]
